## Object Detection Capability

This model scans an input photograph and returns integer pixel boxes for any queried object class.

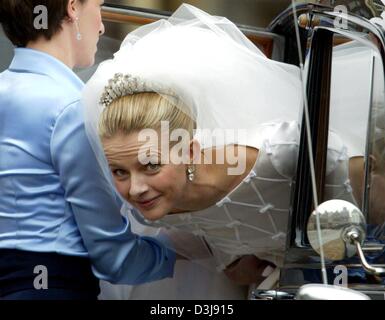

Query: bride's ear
[189,139,201,164]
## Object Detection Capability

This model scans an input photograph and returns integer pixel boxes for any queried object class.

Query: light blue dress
[0,48,175,284]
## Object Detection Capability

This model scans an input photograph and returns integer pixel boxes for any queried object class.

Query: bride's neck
[171,146,258,213]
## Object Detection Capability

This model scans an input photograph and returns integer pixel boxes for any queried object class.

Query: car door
[275,3,385,299]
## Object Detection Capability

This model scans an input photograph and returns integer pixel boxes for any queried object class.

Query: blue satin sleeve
[50,101,176,285]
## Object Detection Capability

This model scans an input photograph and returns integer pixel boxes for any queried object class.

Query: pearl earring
[74,17,82,41]
[187,165,195,182]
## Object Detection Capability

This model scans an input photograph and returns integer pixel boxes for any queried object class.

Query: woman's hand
[223,255,275,285]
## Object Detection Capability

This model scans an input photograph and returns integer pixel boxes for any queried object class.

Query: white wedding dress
[99,120,357,300]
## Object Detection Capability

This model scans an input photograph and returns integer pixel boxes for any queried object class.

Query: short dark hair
[0,0,87,47]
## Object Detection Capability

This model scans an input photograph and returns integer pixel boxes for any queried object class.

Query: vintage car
[1,0,385,300]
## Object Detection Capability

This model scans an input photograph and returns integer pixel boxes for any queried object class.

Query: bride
[83,4,360,299]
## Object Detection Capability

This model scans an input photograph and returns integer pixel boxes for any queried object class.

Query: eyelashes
[146,163,161,172]
[111,162,162,178]
[112,169,128,178]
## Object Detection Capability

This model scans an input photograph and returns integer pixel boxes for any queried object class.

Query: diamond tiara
[99,73,153,108]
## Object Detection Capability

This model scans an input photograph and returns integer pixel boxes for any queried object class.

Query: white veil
[82,4,303,268]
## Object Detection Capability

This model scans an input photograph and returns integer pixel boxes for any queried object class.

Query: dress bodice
[146,121,357,270]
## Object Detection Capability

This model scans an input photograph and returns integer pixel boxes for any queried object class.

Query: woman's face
[75,0,105,67]
[103,131,189,221]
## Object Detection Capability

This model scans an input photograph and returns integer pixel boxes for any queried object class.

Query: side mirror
[307,199,385,275]
[296,199,376,300]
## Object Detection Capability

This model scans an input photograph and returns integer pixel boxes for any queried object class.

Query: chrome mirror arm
[348,230,385,276]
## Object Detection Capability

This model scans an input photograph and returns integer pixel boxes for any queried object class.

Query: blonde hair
[99,92,196,140]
